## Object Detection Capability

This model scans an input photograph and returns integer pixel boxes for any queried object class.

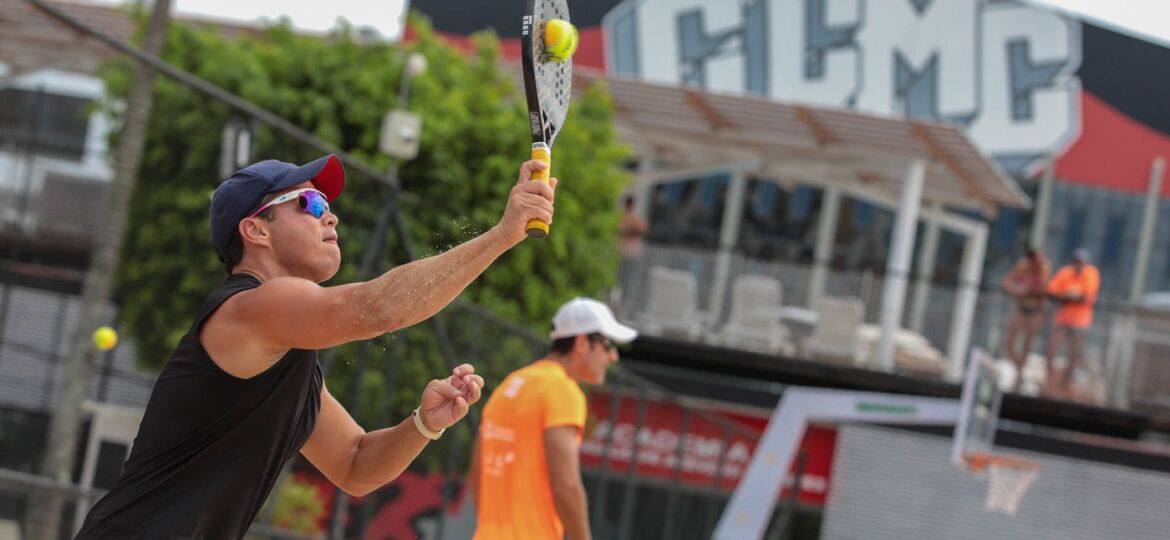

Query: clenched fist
[418,363,486,432]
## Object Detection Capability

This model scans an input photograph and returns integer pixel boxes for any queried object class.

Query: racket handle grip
[526,143,551,238]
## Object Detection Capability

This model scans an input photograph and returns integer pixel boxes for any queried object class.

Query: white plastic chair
[719,275,794,355]
[805,296,865,365]
[636,266,706,340]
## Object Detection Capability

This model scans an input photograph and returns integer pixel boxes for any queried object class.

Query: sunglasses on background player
[588,333,618,352]
[248,188,330,219]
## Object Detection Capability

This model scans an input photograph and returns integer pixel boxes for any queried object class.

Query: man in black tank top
[76,154,558,538]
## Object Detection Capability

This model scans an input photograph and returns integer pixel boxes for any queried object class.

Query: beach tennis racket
[520,0,574,238]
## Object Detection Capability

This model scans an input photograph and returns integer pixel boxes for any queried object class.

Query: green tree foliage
[107,13,628,434]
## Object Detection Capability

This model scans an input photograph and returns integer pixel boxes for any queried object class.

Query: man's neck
[542,355,573,375]
[231,259,282,283]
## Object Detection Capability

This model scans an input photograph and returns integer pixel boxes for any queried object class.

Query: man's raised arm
[223,161,555,351]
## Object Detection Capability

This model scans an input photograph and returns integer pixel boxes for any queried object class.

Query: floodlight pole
[1029,157,1056,250]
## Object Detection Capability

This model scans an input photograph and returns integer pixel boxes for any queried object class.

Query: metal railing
[615,242,1160,409]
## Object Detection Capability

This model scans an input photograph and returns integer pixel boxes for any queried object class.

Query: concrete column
[947,222,988,380]
[808,185,841,309]
[876,160,926,371]
[707,172,749,328]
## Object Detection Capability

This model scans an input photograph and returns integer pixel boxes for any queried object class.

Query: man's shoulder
[211,276,320,321]
[509,362,580,396]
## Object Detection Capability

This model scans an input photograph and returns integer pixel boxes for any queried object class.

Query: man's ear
[572,334,590,355]
[238,217,272,249]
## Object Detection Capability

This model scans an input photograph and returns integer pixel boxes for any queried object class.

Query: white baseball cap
[550,297,638,343]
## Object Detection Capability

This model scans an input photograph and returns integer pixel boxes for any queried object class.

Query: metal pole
[1130,156,1165,303]
[771,451,807,540]
[1030,156,1056,250]
[40,294,71,411]
[592,384,625,535]
[661,407,693,540]
[0,284,9,373]
[96,346,116,403]
[876,160,925,371]
[908,201,943,333]
[359,337,404,530]
[633,159,654,219]
[947,223,988,380]
[434,426,461,540]
[808,186,841,309]
[327,58,421,537]
[703,425,733,535]
[708,172,749,327]
[616,387,650,540]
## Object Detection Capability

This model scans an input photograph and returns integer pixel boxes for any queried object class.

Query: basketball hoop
[965,453,1042,516]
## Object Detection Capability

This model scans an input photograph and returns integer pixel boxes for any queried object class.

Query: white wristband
[412,407,445,440]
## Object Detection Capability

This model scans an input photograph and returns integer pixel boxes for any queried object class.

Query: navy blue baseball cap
[210,154,346,261]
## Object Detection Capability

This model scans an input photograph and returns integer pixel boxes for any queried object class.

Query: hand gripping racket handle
[525,142,551,238]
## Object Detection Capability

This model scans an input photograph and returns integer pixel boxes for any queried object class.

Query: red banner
[580,389,837,506]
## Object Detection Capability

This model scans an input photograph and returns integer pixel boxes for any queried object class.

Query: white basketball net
[983,461,1041,515]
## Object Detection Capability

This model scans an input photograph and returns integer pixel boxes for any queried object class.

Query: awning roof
[571,69,1031,212]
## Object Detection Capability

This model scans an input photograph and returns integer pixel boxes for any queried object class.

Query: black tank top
[77,273,323,539]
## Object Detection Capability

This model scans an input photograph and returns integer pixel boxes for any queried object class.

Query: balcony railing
[613,242,1164,411]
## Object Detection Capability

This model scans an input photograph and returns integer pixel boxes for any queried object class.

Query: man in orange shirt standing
[469,297,637,540]
[1044,247,1101,399]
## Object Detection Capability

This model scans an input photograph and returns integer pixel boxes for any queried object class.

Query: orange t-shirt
[1047,264,1101,329]
[474,360,586,540]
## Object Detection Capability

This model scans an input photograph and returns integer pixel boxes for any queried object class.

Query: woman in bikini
[1000,247,1051,391]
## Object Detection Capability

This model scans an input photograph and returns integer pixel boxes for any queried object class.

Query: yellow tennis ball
[93,326,117,351]
[544,19,578,62]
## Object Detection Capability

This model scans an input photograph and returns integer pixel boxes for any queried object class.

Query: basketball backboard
[951,348,1003,466]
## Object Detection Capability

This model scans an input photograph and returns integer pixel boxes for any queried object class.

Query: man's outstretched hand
[419,363,485,432]
[496,159,558,245]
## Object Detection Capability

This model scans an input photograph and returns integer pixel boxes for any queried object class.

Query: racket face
[521,0,572,148]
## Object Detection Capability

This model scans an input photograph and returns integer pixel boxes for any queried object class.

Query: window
[790,186,816,221]
[738,181,822,261]
[751,181,779,216]
[647,174,728,248]
[994,207,1021,251]
[835,197,894,273]
[1101,214,1127,270]
[852,201,875,228]
[0,88,91,161]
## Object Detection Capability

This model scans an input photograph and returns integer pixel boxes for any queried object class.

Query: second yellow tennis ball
[93,326,117,351]
[544,19,578,62]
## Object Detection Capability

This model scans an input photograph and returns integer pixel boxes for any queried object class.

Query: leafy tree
[106,12,629,438]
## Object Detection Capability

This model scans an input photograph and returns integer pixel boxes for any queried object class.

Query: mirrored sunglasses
[247,188,329,219]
